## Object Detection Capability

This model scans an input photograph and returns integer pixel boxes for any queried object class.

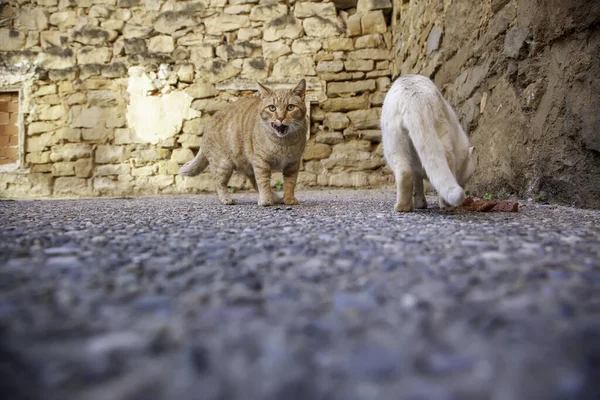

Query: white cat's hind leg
[413,173,427,209]
[390,158,414,212]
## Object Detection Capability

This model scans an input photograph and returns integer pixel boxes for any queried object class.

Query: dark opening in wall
[0,92,19,165]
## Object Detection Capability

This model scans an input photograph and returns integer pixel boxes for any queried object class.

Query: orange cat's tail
[179,149,209,177]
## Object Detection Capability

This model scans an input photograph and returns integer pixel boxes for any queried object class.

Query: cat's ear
[293,79,306,100]
[469,146,475,155]
[257,82,273,96]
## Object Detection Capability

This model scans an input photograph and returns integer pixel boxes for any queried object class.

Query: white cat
[381,74,476,212]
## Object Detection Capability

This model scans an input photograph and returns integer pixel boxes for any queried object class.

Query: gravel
[1,189,599,400]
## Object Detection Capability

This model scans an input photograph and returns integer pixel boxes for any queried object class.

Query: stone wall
[0,0,394,198]
[391,0,600,208]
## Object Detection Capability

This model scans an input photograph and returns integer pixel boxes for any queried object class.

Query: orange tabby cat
[179,79,307,206]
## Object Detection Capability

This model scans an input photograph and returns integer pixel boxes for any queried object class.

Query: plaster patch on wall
[126,66,199,144]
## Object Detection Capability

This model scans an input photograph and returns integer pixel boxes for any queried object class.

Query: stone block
[149,35,175,53]
[291,38,322,54]
[171,148,194,164]
[0,29,27,51]
[322,96,370,112]
[344,58,374,71]
[154,11,198,34]
[71,106,102,128]
[327,80,376,96]
[50,144,93,162]
[28,122,56,136]
[54,177,92,197]
[323,37,354,51]
[324,113,350,130]
[263,15,303,42]
[303,141,332,161]
[361,11,387,35]
[272,56,316,78]
[250,4,287,21]
[262,41,292,59]
[316,60,345,73]
[204,14,249,34]
[18,8,49,31]
[52,161,76,177]
[355,33,383,49]
[315,130,345,145]
[95,145,127,164]
[303,16,344,38]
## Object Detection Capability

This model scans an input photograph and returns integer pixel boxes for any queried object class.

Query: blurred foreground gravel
[1,189,599,400]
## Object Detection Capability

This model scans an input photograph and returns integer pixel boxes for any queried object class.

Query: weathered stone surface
[0,29,27,50]
[344,58,374,71]
[49,10,78,28]
[355,33,383,49]
[263,15,303,42]
[82,126,112,142]
[316,60,344,73]
[171,148,194,164]
[346,14,362,36]
[204,14,249,34]
[322,96,370,112]
[323,37,354,51]
[70,106,102,129]
[327,80,376,96]
[320,71,365,81]
[95,164,131,176]
[72,26,117,45]
[53,177,92,196]
[291,38,322,54]
[324,113,350,130]
[95,145,127,164]
[238,28,262,41]
[303,16,344,38]
[427,26,443,55]
[50,144,93,162]
[262,41,291,59]
[348,48,388,60]
[250,4,287,21]
[77,47,112,64]
[504,26,529,59]
[154,11,198,34]
[303,141,332,161]
[18,8,49,31]
[198,59,241,82]
[149,35,175,53]
[315,130,345,145]
[294,2,337,18]
[242,58,269,79]
[28,122,56,136]
[272,56,316,78]
[361,11,387,35]
[357,0,392,14]
[185,82,216,99]
[216,42,257,60]
[190,45,214,64]
[52,161,76,177]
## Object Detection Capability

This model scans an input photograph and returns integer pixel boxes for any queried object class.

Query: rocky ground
[1,189,599,400]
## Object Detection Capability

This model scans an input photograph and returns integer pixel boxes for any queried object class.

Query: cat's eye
[286,104,296,111]
[268,105,276,112]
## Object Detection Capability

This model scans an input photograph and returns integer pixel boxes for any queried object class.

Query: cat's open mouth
[271,123,289,136]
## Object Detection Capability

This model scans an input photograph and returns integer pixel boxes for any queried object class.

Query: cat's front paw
[219,197,235,205]
[283,196,298,205]
[258,196,274,206]
[394,202,413,212]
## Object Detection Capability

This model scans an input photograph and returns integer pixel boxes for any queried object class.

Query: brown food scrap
[461,197,519,212]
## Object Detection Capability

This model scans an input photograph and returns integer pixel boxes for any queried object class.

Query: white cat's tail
[178,149,209,177]
[403,103,465,207]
